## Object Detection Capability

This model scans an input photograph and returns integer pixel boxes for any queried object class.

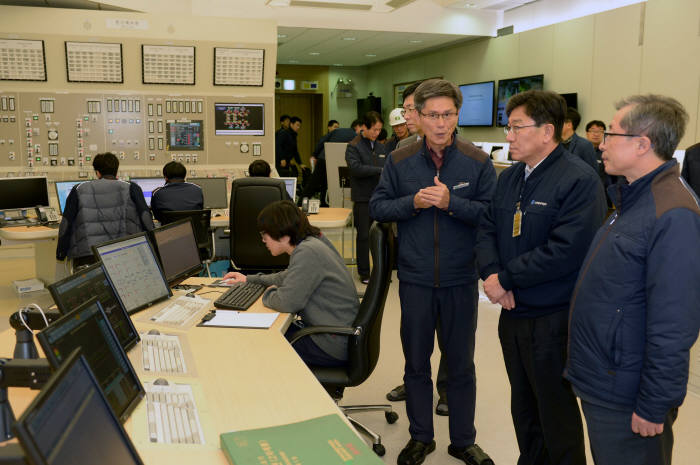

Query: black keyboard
[213,282,266,310]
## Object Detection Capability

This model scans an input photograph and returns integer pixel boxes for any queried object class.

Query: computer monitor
[166,120,203,151]
[275,177,297,202]
[93,233,172,314]
[458,81,495,127]
[36,298,144,422]
[214,103,265,136]
[496,74,544,126]
[14,350,144,465]
[130,177,164,207]
[0,176,49,211]
[188,177,228,209]
[149,218,202,286]
[54,180,83,214]
[48,263,139,352]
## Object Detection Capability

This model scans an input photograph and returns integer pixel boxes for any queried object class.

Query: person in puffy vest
[57,152,154,267]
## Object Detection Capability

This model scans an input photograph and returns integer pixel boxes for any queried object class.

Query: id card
[512,204,522,237]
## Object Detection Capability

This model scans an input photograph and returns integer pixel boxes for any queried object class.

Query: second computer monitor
[48,262,139,352]
[36,298,144,423]
[93,232,172,314]
[150,218,202,286]
[275,177,297,202]
[188,177,228,209]
[0,176,50,211]
[54,180,83,214]
[130,177,164,207]
[14,350,144,465]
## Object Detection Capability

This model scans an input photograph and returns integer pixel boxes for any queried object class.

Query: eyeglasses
[400,107,416,117]
[603,132,641,143]
[419,111,458,121]
[503,124,538,136]
[586,129,605,135]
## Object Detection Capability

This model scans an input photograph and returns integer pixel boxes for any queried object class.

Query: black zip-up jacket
[370,136,496,286]
[345,135,386,202]
[475,144,606,317]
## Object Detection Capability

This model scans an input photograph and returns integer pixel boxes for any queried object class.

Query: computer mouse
[153,378,169,386]
[148,329,161,335]
[214,213,222,217]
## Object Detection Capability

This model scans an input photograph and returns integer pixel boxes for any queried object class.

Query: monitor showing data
[150,219,202,286]
[188,177,228,209]
[48,263,139,352]
[130,177,164,207]
[93,233,172,314]
[36,298,144,422]
[496,74,544,126]
[458,81,495,127]
[54,180,83,214]
[166,120,203,151]
[275,177,297,202]
[14,351,144,465]
[214,103,264,136]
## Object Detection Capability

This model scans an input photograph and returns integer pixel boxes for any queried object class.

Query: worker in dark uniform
[150,161,203,223]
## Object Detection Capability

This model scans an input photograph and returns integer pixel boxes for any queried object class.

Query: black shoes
[447,444,494,465]
[397,439,436,465]
[386,384,407,401]
[435,392,448,416]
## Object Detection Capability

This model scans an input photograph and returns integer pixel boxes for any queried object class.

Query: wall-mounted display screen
[214,103,264,136]
[496,74,544,126]
[166,120,203,151]
[458,81,495,127]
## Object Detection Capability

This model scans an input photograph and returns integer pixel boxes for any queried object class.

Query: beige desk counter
[1,277,349,464]
[210,207,351,229]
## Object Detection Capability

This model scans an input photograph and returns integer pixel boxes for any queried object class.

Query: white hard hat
[389,108,406,126]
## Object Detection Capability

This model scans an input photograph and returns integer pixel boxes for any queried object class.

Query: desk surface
[3,277,348,464]
[210,207,351,229]
[0,224,57,241]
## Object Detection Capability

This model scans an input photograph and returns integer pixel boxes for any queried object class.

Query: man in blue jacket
[371,79,496,465]
[475,90,606,465]
[565,95,700,465]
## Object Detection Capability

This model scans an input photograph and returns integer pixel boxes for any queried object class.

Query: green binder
[220,413,384,465]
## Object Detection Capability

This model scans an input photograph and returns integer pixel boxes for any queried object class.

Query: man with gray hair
[566,95,700,465]
[371,79,496,465]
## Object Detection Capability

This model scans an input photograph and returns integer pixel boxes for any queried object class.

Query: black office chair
[229,177,289,273]
[289,222,396,456]
[159,209,214,277]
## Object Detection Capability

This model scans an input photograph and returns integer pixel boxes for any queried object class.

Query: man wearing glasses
[396,81,423,150]
[566,95,700,465]
[475,90,606,465]
[371,79,496,465]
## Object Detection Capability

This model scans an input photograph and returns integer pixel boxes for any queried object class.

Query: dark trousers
[498,311,586,465]
[301,159,328,206]
[286,323,345,367]
[581,401,677,465]
[353,201,371,277]
[399,281,478,447]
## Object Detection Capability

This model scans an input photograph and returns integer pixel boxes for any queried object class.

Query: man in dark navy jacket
[346,111,386,283]
[150,161,203,223]
[566,95,700,465]
[475,90,606,465]
[372,79,496,465]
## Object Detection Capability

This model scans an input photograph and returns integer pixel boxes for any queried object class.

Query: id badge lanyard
[512,176,526,238]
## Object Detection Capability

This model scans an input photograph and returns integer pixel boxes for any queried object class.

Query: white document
[200,310,278,329]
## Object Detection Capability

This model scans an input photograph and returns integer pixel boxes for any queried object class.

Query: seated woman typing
[222,200,359,367]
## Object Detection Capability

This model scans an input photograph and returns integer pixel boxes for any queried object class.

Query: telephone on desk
[301,197,320,215]
[36,206,59,223]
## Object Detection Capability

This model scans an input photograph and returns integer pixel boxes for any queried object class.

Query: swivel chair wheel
[372,443,386,456]
[385,411,399,424]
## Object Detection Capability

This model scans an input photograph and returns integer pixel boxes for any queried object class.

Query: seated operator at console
[222,200,359,367]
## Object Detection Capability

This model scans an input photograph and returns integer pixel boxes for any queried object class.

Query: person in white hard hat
[385,107,411,153]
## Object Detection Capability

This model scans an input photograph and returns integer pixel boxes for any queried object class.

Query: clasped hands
[483,273,515,310]
[414,176,450,210]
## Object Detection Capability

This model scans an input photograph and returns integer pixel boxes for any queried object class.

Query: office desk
[210,207,351,229]
[3,277,350,464]
[0,225,59,284]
